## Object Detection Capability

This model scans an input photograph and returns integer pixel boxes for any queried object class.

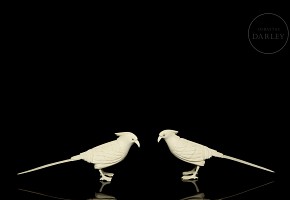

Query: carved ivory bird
[17,132,140,182]
[158,130,274,180]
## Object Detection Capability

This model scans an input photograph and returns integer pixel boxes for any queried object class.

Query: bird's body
[74,136,134,169]
[164,135,223,166]
[18,132,140,182]
[158,130,274,180]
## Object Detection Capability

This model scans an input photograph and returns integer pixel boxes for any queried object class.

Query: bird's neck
[164,134,179,145]
[116,137,133,153]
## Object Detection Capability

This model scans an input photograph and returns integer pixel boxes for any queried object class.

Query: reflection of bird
[158,130,274,180]
[18,181,117,200]
[18,132,140,182]
[180,180,209,200]
[180,179,274,200]
[91,192,116,200]
[180,192,207,200]
[88,181,116,200]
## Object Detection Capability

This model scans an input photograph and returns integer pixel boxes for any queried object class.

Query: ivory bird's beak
[135,140,140,148]
[158,136,162,143]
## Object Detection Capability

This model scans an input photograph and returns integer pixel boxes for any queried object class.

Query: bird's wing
[79,140,124,165]
[171,138,212,163]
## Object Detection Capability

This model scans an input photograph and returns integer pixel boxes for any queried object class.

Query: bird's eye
[132,138,134,141]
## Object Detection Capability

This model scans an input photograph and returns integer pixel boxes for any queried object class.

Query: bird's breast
[165,137,181,154]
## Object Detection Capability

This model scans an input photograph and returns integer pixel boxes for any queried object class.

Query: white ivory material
[158,129,274,180]
[17,132,140,182]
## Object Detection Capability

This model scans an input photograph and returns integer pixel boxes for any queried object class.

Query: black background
[16,2,287,200]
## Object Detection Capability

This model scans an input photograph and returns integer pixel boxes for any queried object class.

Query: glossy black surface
[16,3,286,199]
[17,124,281,199]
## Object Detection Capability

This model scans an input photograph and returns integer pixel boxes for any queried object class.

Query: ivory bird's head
[158,129,178,142]
[115,132,140,147]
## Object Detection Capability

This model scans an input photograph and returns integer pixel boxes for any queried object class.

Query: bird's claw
[182,175,198,180]
[103,172,114,177]
[182,171,195,176]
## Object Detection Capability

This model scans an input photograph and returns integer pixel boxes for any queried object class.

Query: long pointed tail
[222,154,274,173]
[17,158,77,175]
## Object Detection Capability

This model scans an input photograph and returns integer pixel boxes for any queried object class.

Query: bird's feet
[182,170,195,176]
[100,176,112,182]
[182,167,197,176]
[181,174,198,180]
[103,172,114,177]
